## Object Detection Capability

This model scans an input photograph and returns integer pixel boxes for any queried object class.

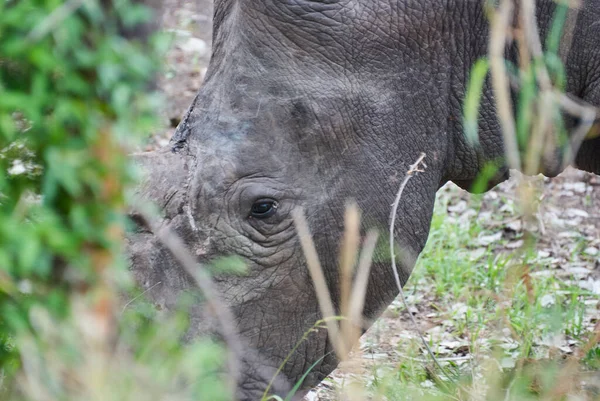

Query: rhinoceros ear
[130,148,191,219]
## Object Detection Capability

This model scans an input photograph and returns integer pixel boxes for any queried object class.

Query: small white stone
[567,208,589,218]
[538,250,551,258]
[477,231,502,246]
[18,280,33,294]
[567,267,592,276]
[8,159,26,175]
[563,182,587,193]
[179,37,208,56]
[506,240,524,249]
[304,391,318,401]
[540,294,555,307]
[501,357,516,369]
[469,248,487,261]
[506,220,522,232]
[447,200,467,213]
[421,380,435,388]
[559,345,573,354]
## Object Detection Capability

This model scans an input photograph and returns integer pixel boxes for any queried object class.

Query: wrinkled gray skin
[127,1,600,399]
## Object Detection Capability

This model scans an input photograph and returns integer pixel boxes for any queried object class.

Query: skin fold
[127,1,600,399]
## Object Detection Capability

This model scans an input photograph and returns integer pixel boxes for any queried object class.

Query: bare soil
[146,0,213,149]
[306,169,600,400]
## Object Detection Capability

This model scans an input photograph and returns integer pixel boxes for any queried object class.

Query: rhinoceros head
[125,0,524,399]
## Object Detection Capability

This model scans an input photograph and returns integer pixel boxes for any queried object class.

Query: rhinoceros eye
[250,199,278,219]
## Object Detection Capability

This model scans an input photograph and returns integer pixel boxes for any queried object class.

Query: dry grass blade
[520,0,552,90]
[489,0,521,171]
[558,93,599,166]
[557,2,580,63]
[347,230,379,346]
[292,207,347,360]
[521,0,557,175]
[496,0,596,173]
[558,92,600,121]
[340,202,361,347]
[135,208,243,391]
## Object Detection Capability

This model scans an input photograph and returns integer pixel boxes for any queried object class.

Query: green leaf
[17,235,41,276]
[546,2,569,57]
[284,353,328,401]
[463,58,489,146]
[545,53,566,90]
[516,65,536,151]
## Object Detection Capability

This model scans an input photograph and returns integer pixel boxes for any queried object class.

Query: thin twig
[557,92,598,167]
[388,153,454,381]
[557,92,600,120]
[388,153,426,293]
[120,281,162,315]
[293,208,347,360]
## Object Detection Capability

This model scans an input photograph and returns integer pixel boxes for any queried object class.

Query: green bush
[0,1,231,400]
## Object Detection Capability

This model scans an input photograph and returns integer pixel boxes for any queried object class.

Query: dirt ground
[304,168,600,400]
[154,3,600,399]
[145,0,213,149]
